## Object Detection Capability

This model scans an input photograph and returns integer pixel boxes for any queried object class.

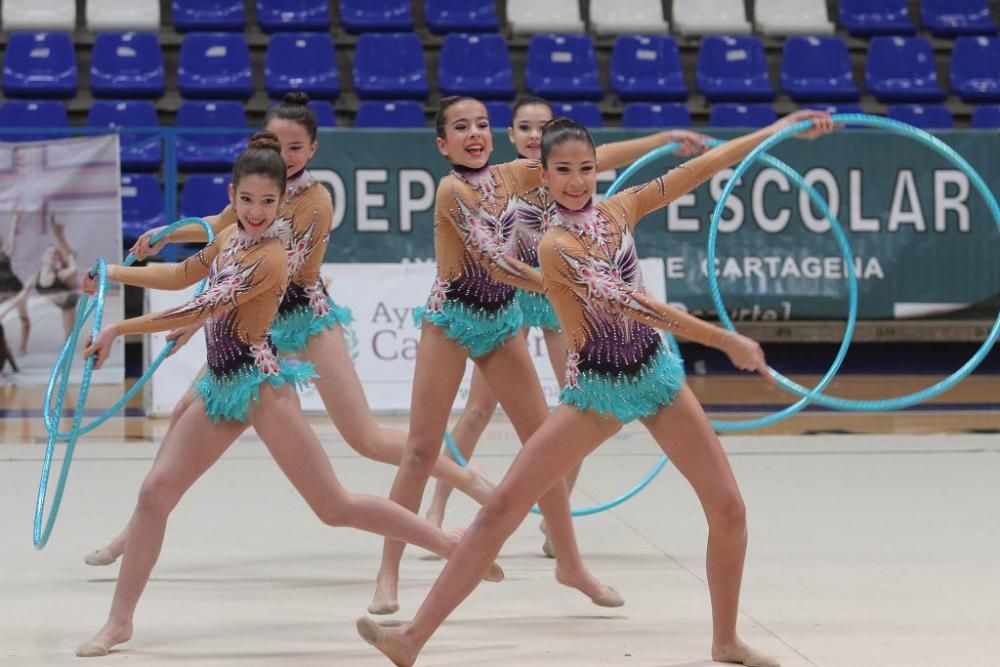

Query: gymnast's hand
[81,270,102,296]
[130,229,167,262]
[772,109,838,140]
[721,331,774,383]
[83,324,118,370]
[165,323,199,357]
[667,130,713,157]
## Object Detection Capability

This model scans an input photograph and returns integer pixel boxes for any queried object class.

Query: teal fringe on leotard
[195,359,317,423]
[270,297,354,354]
[560,344,684,423]
[515,288,561,332]
[414,298,523,359]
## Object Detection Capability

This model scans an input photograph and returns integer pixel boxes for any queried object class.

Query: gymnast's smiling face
[229,175,284,238]
[436,99,493,170]
[541,139,598,211]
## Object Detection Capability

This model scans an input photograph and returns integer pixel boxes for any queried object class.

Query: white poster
[0,136,124,385]
[149,259,665,415]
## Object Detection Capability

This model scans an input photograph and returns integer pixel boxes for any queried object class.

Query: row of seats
[4,0,996,37]
[122,172,232,244]
[7,30,1000,106]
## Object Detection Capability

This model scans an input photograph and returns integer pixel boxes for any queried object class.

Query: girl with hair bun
[75,134,504,659]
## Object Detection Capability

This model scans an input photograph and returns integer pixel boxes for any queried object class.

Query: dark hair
[232,131,287,192]
[511,95,553,124]
[435,95,483,138]
[540,118,595,167]
[265,91,318,142]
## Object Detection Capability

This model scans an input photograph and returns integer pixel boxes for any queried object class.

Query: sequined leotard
[113,223,315,422]
[538,170,726,423]
[416,160,545,358]
[511,177,562,331]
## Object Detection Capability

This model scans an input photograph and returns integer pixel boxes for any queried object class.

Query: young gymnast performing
[369,96,621,616]
[84,94,493,568]
[425,95,712,558]
[74,134,502,658]
[357,110,836,667]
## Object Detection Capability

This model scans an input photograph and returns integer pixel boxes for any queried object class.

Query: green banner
[312,128,1000,321]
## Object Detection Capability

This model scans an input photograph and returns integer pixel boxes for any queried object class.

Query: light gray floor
[2,422,998,666]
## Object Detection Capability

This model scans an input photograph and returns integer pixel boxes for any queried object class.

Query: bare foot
[83,547,119,567]
[555,566,624,608]
[357,617,418,667]
[713,639,780,667]
[75,619,133,657]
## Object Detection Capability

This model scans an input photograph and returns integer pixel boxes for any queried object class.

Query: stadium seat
[2,32,77,99]
[355,100,426,128]
[971,105,1000,128]
[339,0,413,33]
[802,102,864,115]
[887,104,954,129]
[0,100,69,142]
[866,36,946,103]
[265,32,340,100]
[709,103,777,128]
[176,101,248,172]
[697,36,774,102]
[622,103,692,128]
[525,34,602,101]
[921,0,997,36]
[90,32,165,99]
[86,100,162,171]
[180,173,232,218]
[171,0,245,32]
[0,0,75,31]
[781,36,859,102]
[87,0,161,31]
[352,33,429,99]
[550,102,603,128]
[257,0,331,32]
[308,101,337,127]
[438,33,515,99]
[951,36,1000,103]
[178,33,253,99]
[589,0,669,35]
[484,101,513,128]
[424,0,499,33]
[755,0,833,35]
[673,0,751,35]
[507,0,584,33]
[120,174,165,245]
[839,0,916,36]
[611,35,687,102]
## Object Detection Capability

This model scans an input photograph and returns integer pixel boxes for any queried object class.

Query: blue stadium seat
[265,33,340,100]
[181,173,232,218]
[839,0,915,35]
[178,33,253,99]
[120,174,165,245]
[257,0,331,32]
[484,101,513,127]
[0,100,68,141]
[309,101,337,127]
[425,0,499,33]
[355,100,426,128]
[971,105,1000,128]
[525,35,602,101]
[90,32,165,100]
[621,103,692,128]
[697,36,774,102]
[866,36,946,103]
[2,32,77,99]
[802,102,864,115]
[781,36,859,102]
[172,0,245,31]
[951,36,1000,103]
[887,104,954,129]
[921,0,997,36]
[611,35,687,102]
[176,101,248,172]
[340,0,414,33]
[438,33,514,99]
[86,101,162,171]
[550,102,603,128]
[352,33,429,99]
[709,103,777,128]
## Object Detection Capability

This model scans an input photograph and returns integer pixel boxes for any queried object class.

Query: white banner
[149,259,665,415]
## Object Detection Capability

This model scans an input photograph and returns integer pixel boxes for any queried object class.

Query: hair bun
[283,91,311,106]
[248,130,281,152]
